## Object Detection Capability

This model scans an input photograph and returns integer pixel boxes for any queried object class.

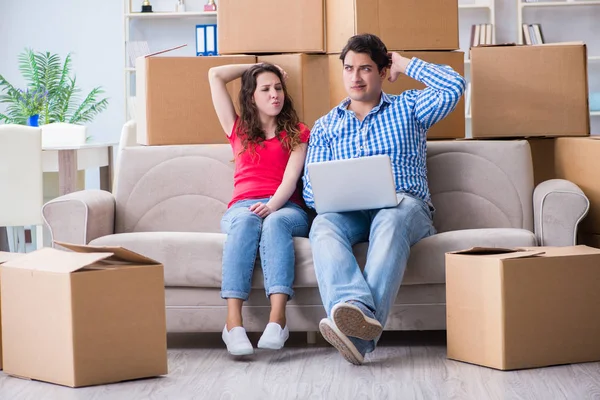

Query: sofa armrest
[42,189,115,246]
[533,179,589,246]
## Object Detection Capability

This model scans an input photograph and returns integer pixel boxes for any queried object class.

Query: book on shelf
[522,23,544,45]
[465,82,472,118]
[470,23,494,49]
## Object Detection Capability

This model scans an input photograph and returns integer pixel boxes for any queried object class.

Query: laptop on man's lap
[307,155,402,214]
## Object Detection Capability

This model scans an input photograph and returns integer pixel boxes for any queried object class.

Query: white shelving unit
[126,11,217,19]
[123,0,217,120]
[517,0,600,120]
[459,1,496,122]
[459,0,496,54]
[518,0,600,46]
[520,0,600,9]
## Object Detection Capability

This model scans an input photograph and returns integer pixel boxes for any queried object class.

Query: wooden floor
[1,331,599,400]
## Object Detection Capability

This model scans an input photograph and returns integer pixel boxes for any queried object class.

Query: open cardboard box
[446,245,600,370]
[0,243,168,387]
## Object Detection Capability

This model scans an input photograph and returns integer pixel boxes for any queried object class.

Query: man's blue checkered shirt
[302,57,466,209]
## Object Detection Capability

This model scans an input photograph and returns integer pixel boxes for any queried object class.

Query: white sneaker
[222,325,254,356]
[257,322,289,350]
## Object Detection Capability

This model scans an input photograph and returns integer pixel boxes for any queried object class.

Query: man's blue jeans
[309,194,436,354]
[220,198,309,300]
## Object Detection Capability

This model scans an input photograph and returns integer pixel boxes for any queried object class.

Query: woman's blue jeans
[220,198,309,300]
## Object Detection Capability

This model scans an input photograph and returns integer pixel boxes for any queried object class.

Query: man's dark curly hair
[339,33,389,72]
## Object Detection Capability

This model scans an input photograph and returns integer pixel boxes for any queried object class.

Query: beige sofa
[42,140,589,333]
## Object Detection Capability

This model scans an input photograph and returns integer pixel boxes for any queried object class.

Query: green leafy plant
[0,48,109,125]
[7,88,48,122]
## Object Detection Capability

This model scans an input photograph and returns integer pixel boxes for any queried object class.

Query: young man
[302,34,465,365]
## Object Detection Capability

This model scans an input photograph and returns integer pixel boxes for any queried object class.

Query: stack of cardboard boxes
[447,42,600,371]
[135,0,465,146]
[469,42,599,243]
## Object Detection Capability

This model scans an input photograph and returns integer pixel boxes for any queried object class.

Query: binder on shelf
[196,24,218,56]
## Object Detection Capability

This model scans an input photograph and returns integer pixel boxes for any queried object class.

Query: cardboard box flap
[144,44,187,58]
[536,41,584,47]
[519,245,600,257]
[449,247,545,259]
[474,41,584,49]
[474,43,517,48]
[0,251,23,264]
[55,241,160,265]
[1,247,113,273]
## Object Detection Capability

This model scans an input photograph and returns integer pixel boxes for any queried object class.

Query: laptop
[307,154,401,214]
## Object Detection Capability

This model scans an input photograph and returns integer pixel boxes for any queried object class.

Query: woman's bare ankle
[269,315,286,328]
[226,322,243,331]
[226,316,243,331]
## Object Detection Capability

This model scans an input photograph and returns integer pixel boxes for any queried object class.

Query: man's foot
[257,322,289,350]
[319,318,364,365]
[331,302,382,341]
[222,325,254,356]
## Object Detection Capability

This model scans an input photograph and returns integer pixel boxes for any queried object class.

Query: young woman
[208,63,310,356]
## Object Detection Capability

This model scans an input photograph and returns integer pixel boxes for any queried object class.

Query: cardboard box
[555,137,600,234]
[326,0,459,53]
[446,245,600,370]
[0,251,23,371]
[218,0,324,54]
[527,138,556,186]
[471,43,589,139]
[328,51,465,139]
[136,52,256,145]
[257,54,330,129]
[0,244,167,387]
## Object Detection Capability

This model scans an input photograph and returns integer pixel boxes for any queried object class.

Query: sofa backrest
[115,140,534,234]
[115,145,234,234]
[427,140,533,233]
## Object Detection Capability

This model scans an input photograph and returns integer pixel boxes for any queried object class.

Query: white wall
[0,0,598,182]
[0,0,125,189]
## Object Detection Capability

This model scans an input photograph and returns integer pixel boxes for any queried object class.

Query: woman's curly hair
[235,63,302,157]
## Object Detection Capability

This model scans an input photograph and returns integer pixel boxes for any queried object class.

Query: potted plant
[15,88,48,126]
[0,49,109,133]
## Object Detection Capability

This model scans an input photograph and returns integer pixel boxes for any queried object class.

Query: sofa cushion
[89,227,536,288]
[114,145,235,235]
[427,140,534,233]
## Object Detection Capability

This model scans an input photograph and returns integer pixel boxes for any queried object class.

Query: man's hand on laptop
[249,202,272,218]
[387,52,411,83]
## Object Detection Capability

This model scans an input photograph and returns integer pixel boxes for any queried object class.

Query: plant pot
[41,122,87,147]
[27,114,40,127]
